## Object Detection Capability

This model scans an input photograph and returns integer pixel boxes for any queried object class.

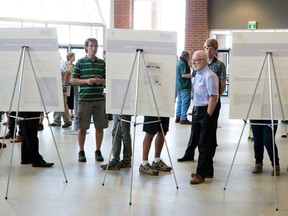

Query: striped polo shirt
[73,55,106,101]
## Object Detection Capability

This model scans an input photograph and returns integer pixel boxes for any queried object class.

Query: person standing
[20,112,54,167]
[139,116,172,176]
[189,50,219,184]
[72,38,108,162]
[250,120,280,176]
[65,52,76,118]
[175,50,192,125]
[178,38,226,162]
[100,114,132,170]
[49,55,72,128]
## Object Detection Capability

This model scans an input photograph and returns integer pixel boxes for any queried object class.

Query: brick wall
[114,0,133,29]
[113,0,209,53]
[185,0,209,53]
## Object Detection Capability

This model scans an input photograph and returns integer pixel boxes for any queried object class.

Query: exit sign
[248,21,257,29]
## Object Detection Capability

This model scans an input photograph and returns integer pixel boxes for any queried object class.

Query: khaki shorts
[77,100,108,130]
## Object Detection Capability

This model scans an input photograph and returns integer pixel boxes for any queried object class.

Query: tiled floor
[0,97,288,216]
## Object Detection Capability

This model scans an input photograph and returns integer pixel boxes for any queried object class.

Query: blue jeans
[176,91,191,120]
[250,120,279,166]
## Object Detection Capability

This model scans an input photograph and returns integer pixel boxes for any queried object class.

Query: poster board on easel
[229,32,288,120]
[105,28,177,117]
[0,28,64,112]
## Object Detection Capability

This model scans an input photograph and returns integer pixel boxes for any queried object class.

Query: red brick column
[114,0,133,29]
[185,0,209,53]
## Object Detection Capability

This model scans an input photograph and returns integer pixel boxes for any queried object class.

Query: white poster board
[105,29,177,117]
[229,32,288,120]
[0,28,64,112]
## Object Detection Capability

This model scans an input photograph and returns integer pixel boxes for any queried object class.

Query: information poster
[229,32,288,120]
[105,29,177,117]
[0,28,64,112]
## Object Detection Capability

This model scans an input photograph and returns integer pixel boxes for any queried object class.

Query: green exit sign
[248,21,257,29]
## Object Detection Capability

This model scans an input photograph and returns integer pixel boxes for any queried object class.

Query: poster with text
[105,29,177,117]
[229,32,288,120]
[0,28,64,112]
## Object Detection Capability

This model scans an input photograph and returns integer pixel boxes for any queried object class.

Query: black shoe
[21,160,32,165]
[62,123,72,128]
[175,116,180,123]
[32,160,54,167]
[107,114,113,121]
[180,119,192,125]
[95,150,104,162]
[78,151,87,162]
[0,142,7,148]
[177,155,194,162]
[38,124,44,131]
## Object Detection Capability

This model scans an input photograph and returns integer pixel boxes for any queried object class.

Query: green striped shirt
[73,55,106,101]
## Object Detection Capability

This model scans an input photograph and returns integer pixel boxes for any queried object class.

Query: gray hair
[181,50,190,58]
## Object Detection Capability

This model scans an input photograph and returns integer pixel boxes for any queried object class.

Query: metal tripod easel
[224,52,287,211]
[1,46,68,199]
[101,49,179,205]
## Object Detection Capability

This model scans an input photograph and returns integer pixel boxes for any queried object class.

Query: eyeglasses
[192,58,205,62]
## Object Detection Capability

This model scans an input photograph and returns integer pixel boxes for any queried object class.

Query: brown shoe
[10,135,23,143]
[190,174,205,184]
[0,133,13,139]
[180,119,192,125]
[271,166,280,176]
[252,164,263,174]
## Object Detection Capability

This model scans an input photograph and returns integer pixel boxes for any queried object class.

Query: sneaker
[100,161,120,170]
[120,160,131,169]
[49,122,61,127]
[190,174,205,184]
[252,164,263,174]
[62,123,72,128]
[0,142,7,148]
[139,163,159,176]
[271,166,280,176]
[95,150,104,162]
[78,151,87,162]
[152,160,172,172]
[10,135,23,143]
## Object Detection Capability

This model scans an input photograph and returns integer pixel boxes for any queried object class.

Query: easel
[1,46,68,199]
[101,49,179,205]
[224,52,286,211]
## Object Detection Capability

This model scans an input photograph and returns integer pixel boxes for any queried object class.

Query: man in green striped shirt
[72,38,108,162]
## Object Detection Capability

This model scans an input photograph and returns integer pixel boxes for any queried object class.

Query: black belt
[194,106,208,111]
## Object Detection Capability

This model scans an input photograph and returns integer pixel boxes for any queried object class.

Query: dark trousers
[184,102,220,161]
[20,112,43,163]
[8,111,23,137]
[192,106,219,178]
[250,120,279,166]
